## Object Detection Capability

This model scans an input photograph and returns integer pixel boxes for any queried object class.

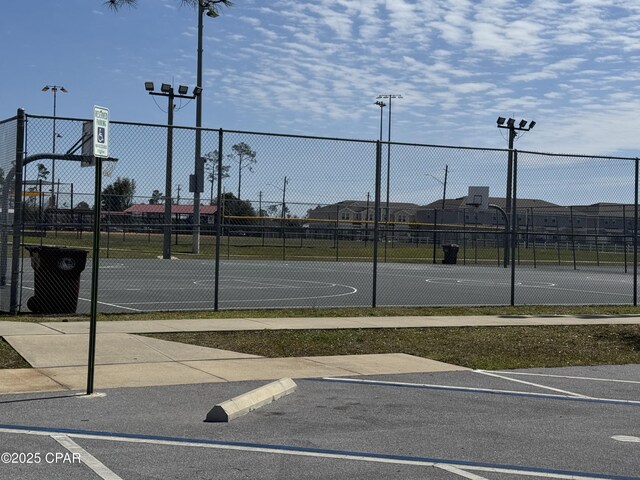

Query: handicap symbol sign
[97,127,105,144]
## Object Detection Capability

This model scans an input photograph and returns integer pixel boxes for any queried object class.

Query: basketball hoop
[102,158,117,178]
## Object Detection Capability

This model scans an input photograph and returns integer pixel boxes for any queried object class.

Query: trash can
[25,246,88,314]
[442,244,459,265]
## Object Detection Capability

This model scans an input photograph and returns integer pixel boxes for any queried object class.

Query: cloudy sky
[3,0,640,151]
[2,0,640,206]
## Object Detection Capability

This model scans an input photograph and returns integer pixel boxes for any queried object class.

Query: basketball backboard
[466,186,489,211]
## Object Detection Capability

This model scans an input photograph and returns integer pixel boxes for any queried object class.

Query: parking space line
[435,464,490,479]
[316,378,640,407]
[51,434,123,480]
[0,425,639,480]
[490,371,640,385]
[474,370,589,398]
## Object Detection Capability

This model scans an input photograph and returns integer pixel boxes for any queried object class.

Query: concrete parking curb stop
[205,378,297,422]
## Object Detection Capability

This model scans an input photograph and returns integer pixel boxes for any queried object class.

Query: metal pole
[442,165,448,210]
[51,88,57,203]
[281,176,287,261]
[214,129,224,311]
[633,158,638,306]
[87,155,103,395]
[8,109,26,312]
[623,204,628,273]
[163,90,174,259]
[504,126,515,267]
[192,4,204,254]
[372,141,382,308]
[570,206,577,270]
[510,150,518,306]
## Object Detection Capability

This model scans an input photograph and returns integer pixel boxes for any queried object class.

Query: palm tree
[104,0,232,253]
[104,0,231,14]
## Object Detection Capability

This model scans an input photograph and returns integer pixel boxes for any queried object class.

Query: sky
[3,0,640,209]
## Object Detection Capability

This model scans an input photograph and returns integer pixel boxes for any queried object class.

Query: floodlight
[519,119,527,128]
[144,81,155,92]
[506,118,515,127]
[375,100,386,108]
[178,85,188,95]
[60,87,68,93]
[496,117,506,125]
[160,83,172,93]
[529,120,536,129]
[193,86,203,96]
[42,86,50,92]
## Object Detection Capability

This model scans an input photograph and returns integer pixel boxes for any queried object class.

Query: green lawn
[145,324,640,370]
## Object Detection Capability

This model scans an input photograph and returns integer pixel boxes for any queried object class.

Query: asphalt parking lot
[0,364,639,479]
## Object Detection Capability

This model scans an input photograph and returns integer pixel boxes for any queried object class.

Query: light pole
[42,85,67,206]
[496,117,535,267]
[146,81,202,259]
[376,94,403,223]
[192,0,231,255]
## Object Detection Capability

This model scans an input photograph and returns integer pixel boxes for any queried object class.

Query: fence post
[634,158,638,306]
[8,109,26,313]
[432,208,437,264]
[510,150,518,306]
[214,129,223,311]
[372,141,382,308]
[623,204,628,273]
[570,206,576,270]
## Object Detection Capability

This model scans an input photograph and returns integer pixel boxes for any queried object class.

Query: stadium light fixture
[42,84,68,208]
[145,80,204,260]
[496,115,537,267]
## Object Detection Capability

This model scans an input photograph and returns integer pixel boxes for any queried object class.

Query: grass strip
[144,325,640,370]
[4,304,640,323]
[0,339,30,369]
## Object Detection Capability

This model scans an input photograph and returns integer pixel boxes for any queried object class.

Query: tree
[76,201,90,209]
[104,0,232,14]
[219,192,255,224]
[36,163,50,181]
[228,142,257,200]
[149,190,163,205]
[102,176,136,211]
[202,150,230,205]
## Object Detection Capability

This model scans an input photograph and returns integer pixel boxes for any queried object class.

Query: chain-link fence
[1,110,639,313]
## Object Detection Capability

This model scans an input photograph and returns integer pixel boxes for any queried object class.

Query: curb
[205,378,297,422]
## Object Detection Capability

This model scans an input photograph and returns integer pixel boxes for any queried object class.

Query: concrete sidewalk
[2,314,639,395]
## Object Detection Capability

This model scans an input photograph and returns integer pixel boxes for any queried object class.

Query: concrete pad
[305,353,468,375]
[38,362,226,390]
[5,333,171,368]
[5,333,260,368]
[0,322,64,336]
[205,378,297,422]
[132,335,260,361]
[185,357,357,382]
[0,369,66,394]
[252,317,366,330]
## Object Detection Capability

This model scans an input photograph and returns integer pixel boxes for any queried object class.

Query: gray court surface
[0,365,638,479]
[19,258,640,313]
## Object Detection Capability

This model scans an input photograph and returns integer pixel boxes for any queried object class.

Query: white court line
[20,286,142,312]
[490,371,640,385]
[51,434,123,480]
[0,428,615,480]
[474,370,589,398]
[612,435,640,443]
